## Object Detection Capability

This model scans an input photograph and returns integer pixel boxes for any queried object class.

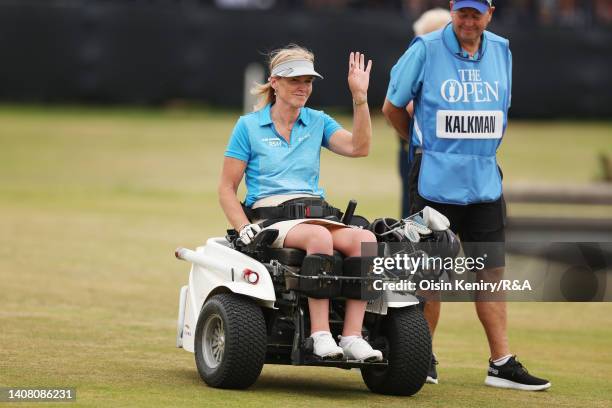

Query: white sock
[311,331,331,339]
[339,335,360,347]
[493,354,513,366]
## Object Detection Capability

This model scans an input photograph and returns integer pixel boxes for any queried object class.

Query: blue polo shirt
[386,23,489,109]
[224,103,342,206]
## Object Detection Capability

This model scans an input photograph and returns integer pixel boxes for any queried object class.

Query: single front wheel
[194,293,267,389]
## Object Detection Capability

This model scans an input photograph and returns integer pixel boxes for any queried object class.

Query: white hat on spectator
[413,8,452,36]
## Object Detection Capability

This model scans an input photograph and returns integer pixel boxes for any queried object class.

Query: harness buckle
[305,205,324,218]
[287,203,305,219]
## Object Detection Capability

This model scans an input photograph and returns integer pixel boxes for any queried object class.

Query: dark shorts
[409,153,506,269]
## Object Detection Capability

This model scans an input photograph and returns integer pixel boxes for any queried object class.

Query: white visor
[270,59,323,79]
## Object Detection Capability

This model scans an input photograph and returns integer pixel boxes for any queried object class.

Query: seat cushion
[266,248,306,266]
[266,248,345,266]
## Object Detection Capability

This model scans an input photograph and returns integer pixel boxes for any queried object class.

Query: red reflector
[243,269,259,284]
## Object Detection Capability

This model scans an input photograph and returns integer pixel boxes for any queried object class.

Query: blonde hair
[250,44,316,111]
[412,8,451,36]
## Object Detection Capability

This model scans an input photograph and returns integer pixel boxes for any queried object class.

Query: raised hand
[347,51,372,103]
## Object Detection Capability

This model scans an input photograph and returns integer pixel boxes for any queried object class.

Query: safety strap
[243,198,343,223]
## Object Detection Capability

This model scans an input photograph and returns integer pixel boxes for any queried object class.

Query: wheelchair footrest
[301,356,389,369]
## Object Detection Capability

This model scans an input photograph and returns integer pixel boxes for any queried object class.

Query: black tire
[194,293,266,389]
[361,306,431,396]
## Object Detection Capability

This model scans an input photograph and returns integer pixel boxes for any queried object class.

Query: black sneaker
[426,353,438,384]
[485,356,551,391]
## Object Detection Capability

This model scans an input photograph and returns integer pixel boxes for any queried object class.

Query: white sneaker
[340,336,383,362]
[311,332,344,360]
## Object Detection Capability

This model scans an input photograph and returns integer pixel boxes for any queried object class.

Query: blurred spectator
[412,5,450,32]
[503,0,537,23]
[401,0,447,17]
[208,0,612,26]
[595,0,612,24]
[304,0,349,9]
[215,0,275,8]
[538,0,556,24]
[558,0,585,25]
[537,0,612,25]
[403,0,427,16]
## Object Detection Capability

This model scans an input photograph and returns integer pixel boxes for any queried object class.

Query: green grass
[1,105,611,407]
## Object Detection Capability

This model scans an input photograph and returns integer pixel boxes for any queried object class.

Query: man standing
[383,0,551,391]
[397,8,451,219]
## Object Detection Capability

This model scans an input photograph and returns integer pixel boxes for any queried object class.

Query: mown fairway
[1,106,611,407]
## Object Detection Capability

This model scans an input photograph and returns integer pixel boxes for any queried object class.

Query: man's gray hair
[413,8,452,36]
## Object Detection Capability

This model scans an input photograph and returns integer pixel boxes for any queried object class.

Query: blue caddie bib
[412,24,511,205]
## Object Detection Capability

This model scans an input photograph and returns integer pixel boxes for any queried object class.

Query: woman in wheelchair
[218,44,382,362]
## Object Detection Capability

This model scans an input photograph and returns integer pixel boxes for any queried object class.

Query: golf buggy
[175,200,458,396]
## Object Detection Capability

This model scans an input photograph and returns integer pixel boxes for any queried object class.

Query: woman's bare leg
[283,223,334,334]
[330,227,377,336]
